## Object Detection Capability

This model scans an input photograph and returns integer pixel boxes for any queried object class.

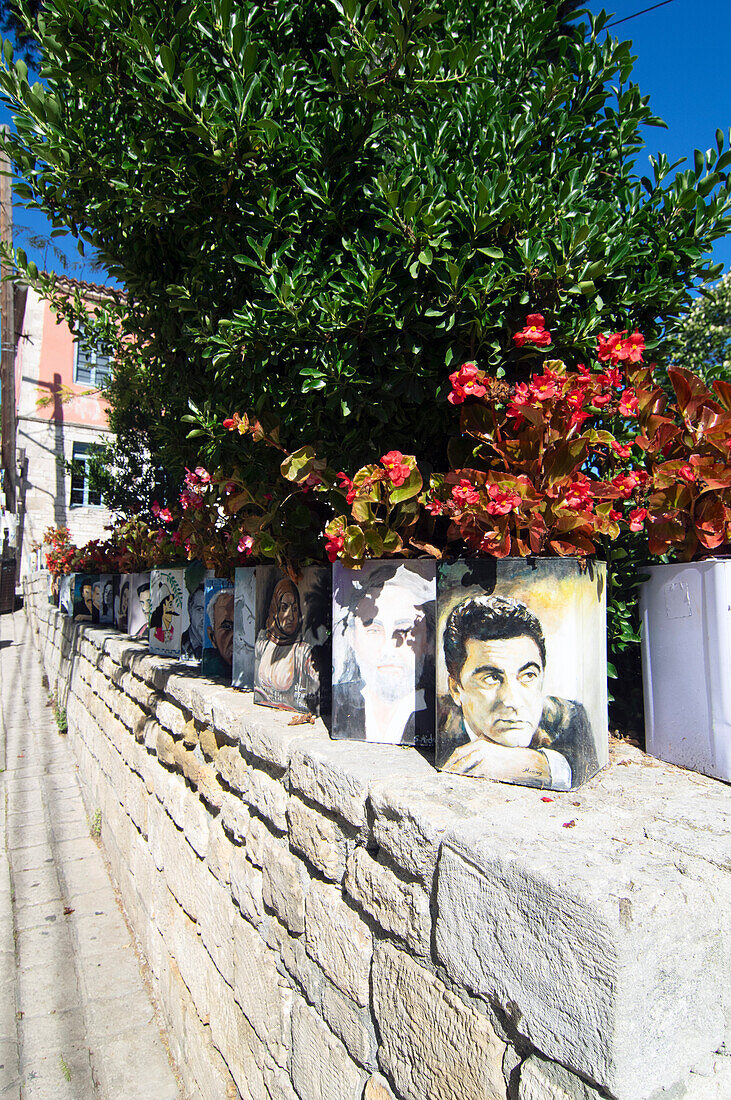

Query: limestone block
[345,848,431,955]
[200,723,226,760]
[119,668,157,711]
[287,795,350,882]
[220,791,250,844]
[236,696,329,769]
[364,1074,398,1100]
[319,978,378,1071]
[290,995,367,1100]
[181,785,214,859]
[198,867,236,986]
[230,845,265,928]
[160,888,213,1025]
[156,725,177,768]
[233,912,293,1067]
[246,812,283,868]
[289,738,434,829]
[216,743,249,791]
[207,817,231,884]
[370,773,500,885]
[240,762,288,832]
[372,940,506,1100]
[182,716,199,748]
[157,697,189,737]
[262,836,307,934]
[304,880,372,1007]
[209,969,269,1100]
[163,822,203,923]
[518,1054,603,1100]
[265,916,324,1009]
[435,816,729,1099]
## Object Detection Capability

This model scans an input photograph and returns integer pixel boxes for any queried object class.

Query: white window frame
[69,441,103,508]
[73,326,113,387]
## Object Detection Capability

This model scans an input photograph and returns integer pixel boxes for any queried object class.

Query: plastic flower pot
[639,559,731,782]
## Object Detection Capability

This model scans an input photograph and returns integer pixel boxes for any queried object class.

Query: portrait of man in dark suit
[438,595,597,790]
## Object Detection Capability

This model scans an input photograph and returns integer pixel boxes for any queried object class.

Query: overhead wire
[605,0,676,28]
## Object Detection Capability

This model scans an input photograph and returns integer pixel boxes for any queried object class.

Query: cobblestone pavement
[0,608,182,1099]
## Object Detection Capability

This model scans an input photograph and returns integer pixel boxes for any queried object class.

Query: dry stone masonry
[23,573,731,1100]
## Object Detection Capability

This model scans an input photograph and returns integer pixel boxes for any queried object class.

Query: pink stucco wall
[31,302,110,428]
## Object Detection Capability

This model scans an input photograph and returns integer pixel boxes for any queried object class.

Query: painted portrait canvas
[436,559,608,791]
[202,578,235,680]
[179,563,210,663]
[232,566,256,690]
[332,560,436,745]
[114,574,131,632]
[254,566,331,717]
[59,574,73,617]
[149,567,186,656]
[127,572,152,640]
[97,575,115,625]
[72,574,98,623]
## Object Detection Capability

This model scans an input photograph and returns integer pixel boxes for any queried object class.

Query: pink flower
[529,371,560,401]
[303,472,322,489]
[485,484,521,515]
[628,507,648,532]
[679,465,696,483]
[180,489,205,511]
[171,530,183,546]
[325,534,344,563]
[448,363,487,405]
[451,479,481,507]
[513,313,552,348]
[381,451,412,487]
[619,389,639,417]
[238,535,254,556]
[611,472,642,498]
[597,331,645,366]
[337,472,357,505]
[563,477,594,512]
[425,499,444,515]
[599,366,624,388]
[611,442,632,459]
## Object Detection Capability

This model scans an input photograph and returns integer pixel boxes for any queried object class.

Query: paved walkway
[0,609,182,1099]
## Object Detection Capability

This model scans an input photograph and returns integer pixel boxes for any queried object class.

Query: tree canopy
[1,0,730,506]
[668,274,731,384]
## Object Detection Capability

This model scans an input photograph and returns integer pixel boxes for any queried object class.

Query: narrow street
[0,607,181,1099]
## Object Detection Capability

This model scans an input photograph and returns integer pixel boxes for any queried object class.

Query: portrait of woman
[254,568,331,716]
[115,577,130,632]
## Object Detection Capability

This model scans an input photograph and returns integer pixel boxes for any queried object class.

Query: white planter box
[640,559,731,781]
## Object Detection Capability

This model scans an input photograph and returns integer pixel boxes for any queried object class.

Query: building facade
[14,277,115,578]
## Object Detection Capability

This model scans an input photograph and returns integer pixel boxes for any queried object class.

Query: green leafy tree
[667,273,731,384]
[1,0,730,507]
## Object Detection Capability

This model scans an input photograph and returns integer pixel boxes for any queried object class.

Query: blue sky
[592,0,731,278]
[1,0,730,284]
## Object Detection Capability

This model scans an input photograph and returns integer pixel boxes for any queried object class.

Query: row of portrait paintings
[55,557,608,790]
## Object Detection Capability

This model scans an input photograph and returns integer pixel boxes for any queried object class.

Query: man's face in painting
[448,633,544,748]
[212,591,234,666]
[353,584,427,703]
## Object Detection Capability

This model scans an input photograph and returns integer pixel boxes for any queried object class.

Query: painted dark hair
[443,595,546,681]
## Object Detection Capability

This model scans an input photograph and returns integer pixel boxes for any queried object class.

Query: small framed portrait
[59,574,73,617]
[254,566,331,717]
[332,560,436,746]
[127,572,152,640]
[179,563,210,663]
[114,574,130,632]
[436,559,608,790]
[149,568,185,655]
[232,566,257,690]
[202,578,235,681]
[97,575,115,625]
[73,574,98,623]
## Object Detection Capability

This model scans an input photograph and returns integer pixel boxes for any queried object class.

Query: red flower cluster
[381,451,411,487]
[485,485,521,516]
[448,363,487,405]
[451,479,481,506]
[325,534,345,562]
[151,500,173,523]
[596,330,645,366]
[513,313,552,348]
[337,472,357,504]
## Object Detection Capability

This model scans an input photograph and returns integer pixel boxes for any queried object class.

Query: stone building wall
[24,573,731,1100]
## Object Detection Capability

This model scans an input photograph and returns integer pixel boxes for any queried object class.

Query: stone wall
[24,573,731,1100]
